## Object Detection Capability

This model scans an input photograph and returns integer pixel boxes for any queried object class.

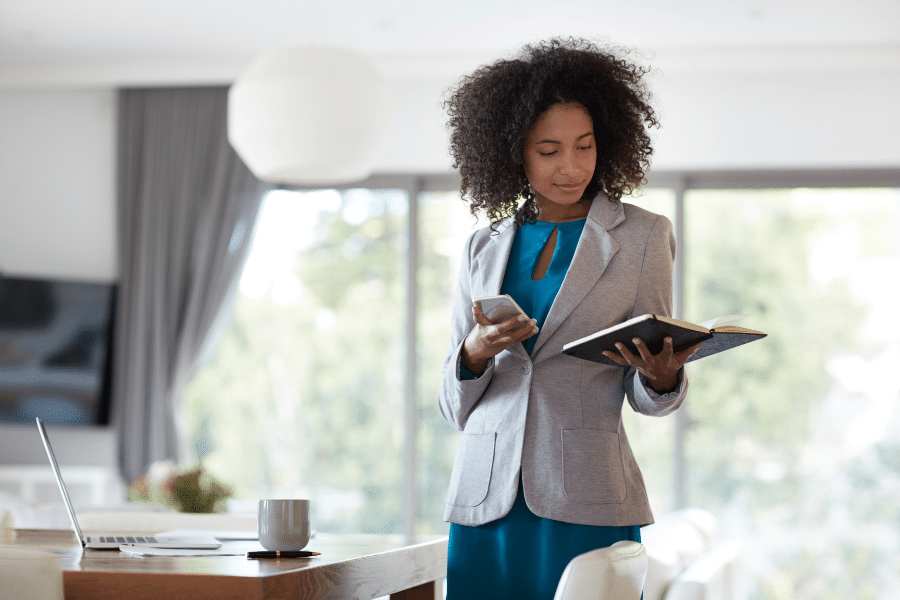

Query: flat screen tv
[0,274,117,427]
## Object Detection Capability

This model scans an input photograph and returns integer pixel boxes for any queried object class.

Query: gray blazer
[438,195,689,527]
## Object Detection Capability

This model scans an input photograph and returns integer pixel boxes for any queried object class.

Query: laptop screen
[36,417,87,544]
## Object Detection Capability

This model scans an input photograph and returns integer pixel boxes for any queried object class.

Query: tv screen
[0,274,117,426]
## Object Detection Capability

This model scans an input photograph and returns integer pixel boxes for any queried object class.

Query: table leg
[389,579,441,600]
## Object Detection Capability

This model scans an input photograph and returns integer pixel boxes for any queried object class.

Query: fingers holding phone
[462,296,539,375]
[474,294,526,324]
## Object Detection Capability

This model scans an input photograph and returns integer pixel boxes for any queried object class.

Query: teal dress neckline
[500,218,586,355]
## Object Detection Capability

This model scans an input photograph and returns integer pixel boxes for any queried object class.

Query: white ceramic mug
[258,499,310,551]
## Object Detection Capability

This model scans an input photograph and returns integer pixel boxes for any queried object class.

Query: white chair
[642,541,683,600]
[0,546,64,600]
[663,541,744,600]
[554,540,648,600]
[641,509,716,600]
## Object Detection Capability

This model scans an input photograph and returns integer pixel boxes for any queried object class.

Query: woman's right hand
[460,304,539,376]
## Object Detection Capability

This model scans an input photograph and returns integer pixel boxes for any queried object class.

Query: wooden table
[13,529,448,600]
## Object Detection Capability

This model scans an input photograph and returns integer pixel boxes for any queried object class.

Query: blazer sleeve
[623,213,689,417]
[437,232,495,431]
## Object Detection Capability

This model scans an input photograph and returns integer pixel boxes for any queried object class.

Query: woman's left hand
[602,337,701,393]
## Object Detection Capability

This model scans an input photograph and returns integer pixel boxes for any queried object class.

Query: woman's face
[522,102,597,217]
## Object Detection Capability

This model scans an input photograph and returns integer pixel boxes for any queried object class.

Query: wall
[2,57,899,282]
[0,422,118,469]
[3,57,899,282]
[0,89,118,467]
[0,88,117,282]
[649,56,900,170]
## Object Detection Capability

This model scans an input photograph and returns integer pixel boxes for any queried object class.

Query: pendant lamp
[228,47,392,186]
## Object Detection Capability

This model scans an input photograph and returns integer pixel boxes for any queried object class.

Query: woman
[437,38,700,599]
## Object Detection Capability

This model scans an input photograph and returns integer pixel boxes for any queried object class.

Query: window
[619,187,678,515]
[681,187,900,598]
[184,172,900,598]
[186,187,410,533]
[416,190,483,533]
[185,178,475,536]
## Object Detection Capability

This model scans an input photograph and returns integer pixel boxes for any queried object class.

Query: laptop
[36,417,222,550]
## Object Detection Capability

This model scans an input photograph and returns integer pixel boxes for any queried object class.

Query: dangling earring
[521,182,535,205]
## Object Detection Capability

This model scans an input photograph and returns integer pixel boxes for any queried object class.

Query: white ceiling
[1,0,899,87]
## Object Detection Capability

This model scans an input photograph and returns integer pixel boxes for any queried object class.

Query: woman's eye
[538,151,557,157]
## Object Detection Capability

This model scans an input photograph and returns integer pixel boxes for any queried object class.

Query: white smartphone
[473,294,527,324]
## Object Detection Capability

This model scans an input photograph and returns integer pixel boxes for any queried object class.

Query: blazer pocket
[447,432,496,507]
[562,429,627,504]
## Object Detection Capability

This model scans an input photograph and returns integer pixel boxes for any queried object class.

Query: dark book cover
[562,315,765,367]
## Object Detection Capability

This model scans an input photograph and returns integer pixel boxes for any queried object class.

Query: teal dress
[447,219,641,600]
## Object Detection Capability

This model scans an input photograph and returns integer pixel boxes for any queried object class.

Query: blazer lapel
[531,197,624,358]
[470,218,531,362]
[471,219,516,299]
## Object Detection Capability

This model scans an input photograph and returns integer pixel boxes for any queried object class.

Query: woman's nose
[560,152,580,175]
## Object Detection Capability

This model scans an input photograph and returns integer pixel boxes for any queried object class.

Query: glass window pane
[683,187,900,598]
[629,187,676,226]
[621,187,677,516]
[416,190,478,534]
[184,187,409,534]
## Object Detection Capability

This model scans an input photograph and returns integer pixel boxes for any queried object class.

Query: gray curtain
[113,86,270,482]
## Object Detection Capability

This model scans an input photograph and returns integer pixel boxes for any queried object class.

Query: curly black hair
[444,37,659,227]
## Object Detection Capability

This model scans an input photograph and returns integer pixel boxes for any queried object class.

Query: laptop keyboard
[97,536,159,544]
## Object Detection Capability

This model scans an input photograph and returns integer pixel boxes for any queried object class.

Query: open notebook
[36,417,222,550]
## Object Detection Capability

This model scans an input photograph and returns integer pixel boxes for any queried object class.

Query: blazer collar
[473,219,517,299]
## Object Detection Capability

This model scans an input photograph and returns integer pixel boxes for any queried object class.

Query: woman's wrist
[460,340,488,377]
[646,370,680,394]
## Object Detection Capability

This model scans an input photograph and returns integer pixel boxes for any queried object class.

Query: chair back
[641,508,718,600]
[0,546,64,600]
[554,540,647,600]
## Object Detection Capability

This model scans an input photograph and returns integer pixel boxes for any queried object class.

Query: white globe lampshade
[228,47,392,186]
